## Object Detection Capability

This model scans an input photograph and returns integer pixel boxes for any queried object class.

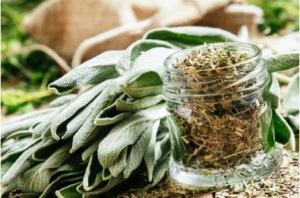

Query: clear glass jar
[163,42,282,189]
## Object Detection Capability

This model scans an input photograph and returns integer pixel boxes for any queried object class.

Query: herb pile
[1,27,299,197]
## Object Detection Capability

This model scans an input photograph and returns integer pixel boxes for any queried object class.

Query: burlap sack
[24,0,231,60]
[198,3,263,35]
[24,0,138,59]
[24,0,259,65]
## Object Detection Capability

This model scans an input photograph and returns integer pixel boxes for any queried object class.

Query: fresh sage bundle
[1,26,299,198]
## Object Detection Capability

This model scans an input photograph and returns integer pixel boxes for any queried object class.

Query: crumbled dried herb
[170,44,264,168]
[118,151,299,198]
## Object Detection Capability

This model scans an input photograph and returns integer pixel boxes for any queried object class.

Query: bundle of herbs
[1,27,299,197]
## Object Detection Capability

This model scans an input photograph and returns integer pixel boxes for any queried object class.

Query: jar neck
[162,42,269,103]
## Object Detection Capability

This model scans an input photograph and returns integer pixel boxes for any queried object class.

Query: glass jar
[163,42,282,189]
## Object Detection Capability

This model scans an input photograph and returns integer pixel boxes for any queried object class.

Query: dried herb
[169,44,264,168]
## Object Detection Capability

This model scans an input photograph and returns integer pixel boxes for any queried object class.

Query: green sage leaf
[78,174,124,197]
[145,155,169,189]
[98,104,168,168]
[55,182,82,198]
[94,94,131,126]
[49,94,76,107]
[265,53,299,72]
[263,74,281,108]
[283,74,299,114]
[123,72,163,99]
[116,95,163,112]
[83,154,103,191]
[2,140,41,185]
[109,148,128,177]
[123,124,152,178]
[48,50,123,94]
[40,172,83,198]
[50,82,107,140]
[259,103,275,151]
[143,120,160,181]
[144,26,239,46]
[273,110,295,150]
[1,115,48,140]
[71,80,122,153]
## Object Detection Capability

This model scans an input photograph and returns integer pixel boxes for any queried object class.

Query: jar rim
[164,42,262,73]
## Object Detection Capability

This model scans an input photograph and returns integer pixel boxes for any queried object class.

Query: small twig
[72,19,152,67]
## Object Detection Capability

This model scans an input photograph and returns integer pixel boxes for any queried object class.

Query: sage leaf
[263,74,281,108]
[265,53,299,72]
[123,48,176,98]
[129,47,177,77]
[71,80,122,153]
[123,124,152,179]
[128,39,176,65]
[5,130,32,140]
[102,168,112,181]
[259,104,275,151]
[33,105,66,138]
[1,138,36,163]
[48,50,124,94]
[17,163,54,193]
[83,154,103,191]
[51,155,86,180]
[50,82,107,139]
[78,174,124,197]
[94,112,130,126]
[109,148,128,177]
[49,94,76,107]
[18,144,70,192]
[273,110,295,150]
[116,95,163,112]
[145,155,169,189]
[39,143,71,171]
[0,180,17,197]
[3,108,56,124]
[144,26,239,46]
[2,140,41,185]
[154,132,170,162]
[1,115,48,139]
[1,153,20,177]
[94,94,131,126]
[283,74,299,114]
[32,140,60,161]
[117,39,176,74]
[55,182,82,198]
[81,139,102,162]
[123,71,163,99]
[98,104,168,168]
[143,120,160,181]
[2,136,33,155]
[167,116,184,162]
[61,89,112,140]
[98,120,150,168]
[40,172,83,198]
